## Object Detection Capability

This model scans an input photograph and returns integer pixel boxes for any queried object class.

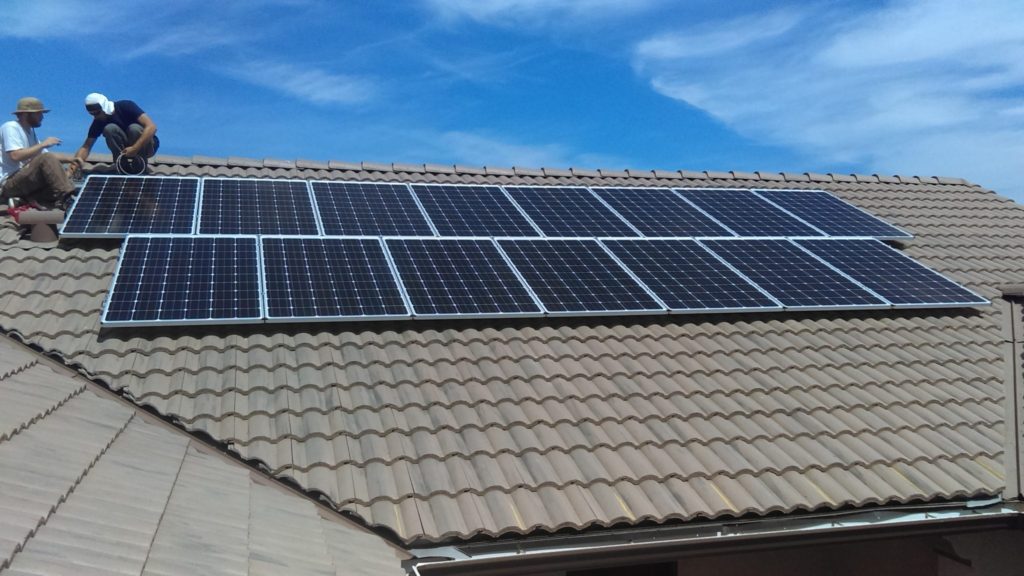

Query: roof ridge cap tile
[327,160,361,171]
[755,171,785,181]
[392,162,426,174]
[804,172,833,183]
[484,166,515,176]
[150,154,193,166]
[703,170,731,180]
[730,171,759,181]
[226,156,263,168]
[424,163,456,174]
[599,168,630,178]
[192,154,228,166]
[455,164,486,175]
[653,170,683,180]
[511,166,543,176]
[542,167,573,177]
[361,161,392,173]
[295,159,330,170]
[627,168,655,178]
[262,158,295,169]
[571,167,601,177]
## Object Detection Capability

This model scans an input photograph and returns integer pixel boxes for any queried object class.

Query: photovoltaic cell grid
[199,178,319,235]
[504,186,639,237]
[103,236,262,326]
[411,184,540,237]
[386,239,541,317]
[700,239,887,309]
[757,190,912,239]
[497,239,663,314]
[262,237,409,321]
[677,189,824,237]
[796,239,987,307]
[62,176,199,237]
[593,188,732,237]
[602,239,780,312]
[312,181,432,236]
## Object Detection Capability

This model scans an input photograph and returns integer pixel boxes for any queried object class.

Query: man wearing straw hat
[0,97,76,208]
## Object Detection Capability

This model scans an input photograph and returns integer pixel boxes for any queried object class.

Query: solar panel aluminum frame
[597,237,784,314]
[61,175,202,238]
[410,183,545,237]
[383,236,546,320]
[197,177,324,236]
[499,185,642,238]
[794,238,989,309]
[589,186,739,238]
[310,180,438,237]
[260,235,413,323]
[495,237,669,318]
[100,234,266,328]
[696,237,892,312]
[750,188,914,240]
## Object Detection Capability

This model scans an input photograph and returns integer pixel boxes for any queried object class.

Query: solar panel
[497,239,664,315]
[102,235,262,327]
[385,238,542,318]
[198,178,319,235]
[62,176,199,238]
[592,188,732,237]
[503,186,639,237]
[262,237,410,321]
[602,239,781,313]
[795,239,988,307]
[700,239,888,310]
[312,181,433,236]
[676,189,824,237]
[756,190,912,239]
[411,184,540,237]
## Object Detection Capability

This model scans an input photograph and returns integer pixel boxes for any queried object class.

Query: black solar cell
[504,186,639,237]
[677,189,823,237]
[199,178,319,235]
[497,239,663,314]
[796,239,987,307]
[700,239,887,309]
[386,238,541,317]
[593,188,732,237]
[757,190,912,239]
[602,239,780,312]
[62,176,199,237]
[313,181,433,236]
[411,184,540,237]
[263,237,409,320]
[103,236,262,326]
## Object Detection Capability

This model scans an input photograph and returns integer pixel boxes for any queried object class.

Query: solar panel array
[74,175,987,327]
[66,175,916,240]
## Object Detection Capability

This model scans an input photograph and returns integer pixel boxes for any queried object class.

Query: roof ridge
[46,151,977,187]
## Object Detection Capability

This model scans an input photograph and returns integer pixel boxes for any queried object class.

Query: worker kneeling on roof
[0,97,77,209]
[72,93,159,170]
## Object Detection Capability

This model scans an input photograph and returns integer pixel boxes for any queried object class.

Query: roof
[0,334,409,574]
[2,153,1020,547]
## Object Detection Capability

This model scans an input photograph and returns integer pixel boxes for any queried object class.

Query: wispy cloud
[631,0,1024,193]
[223,59,377,105]
[423,0,657,26]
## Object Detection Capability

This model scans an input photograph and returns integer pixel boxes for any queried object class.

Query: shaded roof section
[2,155,1021,545]
[0,335,408,575]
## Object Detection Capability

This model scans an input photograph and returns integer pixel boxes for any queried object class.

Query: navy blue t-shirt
[88,100,155,141]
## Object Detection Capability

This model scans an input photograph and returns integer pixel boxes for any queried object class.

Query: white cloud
[223,60,376,105]
[423,0,656,25]
[436,131,571,167]
[632,0,1024,194]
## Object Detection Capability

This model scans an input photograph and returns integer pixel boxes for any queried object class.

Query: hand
[70,156,85,167]
[122,145,139,158]
[41,136,61,148]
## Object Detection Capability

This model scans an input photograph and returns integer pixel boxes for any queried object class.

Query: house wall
[1003,298,1024,499]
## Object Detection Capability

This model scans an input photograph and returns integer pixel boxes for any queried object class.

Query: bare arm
[72,137,97,166]
[9,137,61,162]
[123,113,157,157]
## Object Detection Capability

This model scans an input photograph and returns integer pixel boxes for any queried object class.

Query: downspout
[998,286,1024,500]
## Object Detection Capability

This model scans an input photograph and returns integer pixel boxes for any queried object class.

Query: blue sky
[4,0,1023,201]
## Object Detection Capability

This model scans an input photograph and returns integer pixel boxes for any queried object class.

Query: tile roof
[0,334,409,574]
[2,154,1021,546]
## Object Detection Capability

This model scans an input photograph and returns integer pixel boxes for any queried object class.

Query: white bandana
[84,93,114,115]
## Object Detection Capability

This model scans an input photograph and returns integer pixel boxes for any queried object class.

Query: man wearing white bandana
[72,93,159,170]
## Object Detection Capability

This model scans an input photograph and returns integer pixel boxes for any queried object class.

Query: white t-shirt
[0,120,42,183]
